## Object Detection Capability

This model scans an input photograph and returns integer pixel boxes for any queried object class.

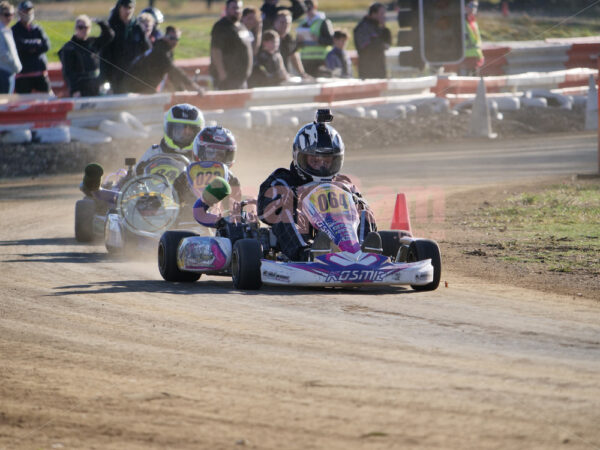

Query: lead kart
[158,181,441,291]
[75,154,231,254]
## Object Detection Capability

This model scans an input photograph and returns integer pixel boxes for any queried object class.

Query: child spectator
[137,11,155,44]
[248,29,288,87]
[325,30,352,78]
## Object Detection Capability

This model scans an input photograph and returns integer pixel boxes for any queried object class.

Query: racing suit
[135,139,241,221]
[257,163,376,261]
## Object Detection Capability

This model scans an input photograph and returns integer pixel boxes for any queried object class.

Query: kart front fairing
[261,183,434,286]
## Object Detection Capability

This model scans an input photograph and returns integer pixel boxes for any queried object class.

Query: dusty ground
[1,110,598,449]
[421,177,599,301]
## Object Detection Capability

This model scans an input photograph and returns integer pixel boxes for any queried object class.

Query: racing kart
[158,181,441,292]
[74,154,230,254]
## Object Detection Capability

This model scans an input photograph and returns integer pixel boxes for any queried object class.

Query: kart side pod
[177,236,232,272]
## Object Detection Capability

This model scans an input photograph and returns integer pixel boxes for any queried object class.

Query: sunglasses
[2,12,14,17]
[76,24,90,29]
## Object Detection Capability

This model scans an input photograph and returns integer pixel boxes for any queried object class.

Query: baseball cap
[117,0,135,7]
[18,1,34,11]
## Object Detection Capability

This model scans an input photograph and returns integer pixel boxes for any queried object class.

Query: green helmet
[163,103,205,153]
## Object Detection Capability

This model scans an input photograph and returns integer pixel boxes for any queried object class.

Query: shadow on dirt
[50,279,413,297]
[4,250,108,263]
[0,237,80,247]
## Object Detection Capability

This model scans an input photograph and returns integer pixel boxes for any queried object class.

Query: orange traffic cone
[390,193,411,233]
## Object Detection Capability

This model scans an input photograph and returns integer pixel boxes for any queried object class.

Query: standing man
[353,2,391,79]
[273,10,310,79]
[12,1,51,94]
[0,1,21,94]
[260,0,305,31]
[124,26,201,93]
[101,0,150,94]
[295,0,333,77]
[58,15,114,97]
[209,0,253,90]
[241,6,262,56]
[459,0,484,76]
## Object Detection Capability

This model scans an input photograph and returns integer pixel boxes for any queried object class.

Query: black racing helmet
[292,110,344,181]
[192,125,237,166]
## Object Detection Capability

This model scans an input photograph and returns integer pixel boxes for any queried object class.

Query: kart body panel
[260,253,433,287]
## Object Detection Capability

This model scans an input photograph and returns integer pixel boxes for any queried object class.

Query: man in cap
[12,0,51,93]
[101,0,150,93]
[458,0,484,76]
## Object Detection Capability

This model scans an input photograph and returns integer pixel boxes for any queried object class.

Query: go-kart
[74,153,231,254]
[158,180,441,291]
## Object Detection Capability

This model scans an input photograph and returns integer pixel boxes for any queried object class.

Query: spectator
[137,11,155,43]
[248,29,288,87]
[325,30,352,78]
[458,0,484,76]
[353,2,391,79]
[0,1,21,94]
[58,15,114,97]
[12,1,51,94]
[209,0,253,90]
[296,0,333,77]
[261,0,305,31]
[101,0,150,94]
[124,26,201,93]
[241,6,262,56]
[273,10,310,79]
[140,7,163,43]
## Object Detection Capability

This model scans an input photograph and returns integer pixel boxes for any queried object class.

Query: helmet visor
[167,122,202,149]
[297,152,343,178]
[202,144,235,165]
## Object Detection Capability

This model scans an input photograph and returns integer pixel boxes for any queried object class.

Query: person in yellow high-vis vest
[295,0,333,77]
[459,0,484,76]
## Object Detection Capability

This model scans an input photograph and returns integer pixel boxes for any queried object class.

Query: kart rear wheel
[407,239,441,291]
[380,230,411,260]
[231,239,262,290]
[158,231,201,282]
[75,198,96,242]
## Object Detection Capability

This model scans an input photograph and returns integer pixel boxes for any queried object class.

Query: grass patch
[468,182,600,275]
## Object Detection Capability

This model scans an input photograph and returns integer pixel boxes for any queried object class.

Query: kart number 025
[192,167,226,189]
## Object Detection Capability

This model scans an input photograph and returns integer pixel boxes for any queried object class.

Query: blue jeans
[0,68,15,94]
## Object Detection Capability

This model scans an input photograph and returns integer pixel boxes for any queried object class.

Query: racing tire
[380,230,411,260]
[231,239,262,290]
[407,239,442,291]
[158,231,201,282]
[75,198,96,243]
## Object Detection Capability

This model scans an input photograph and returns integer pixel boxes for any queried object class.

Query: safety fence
[1,66,597,144]
[40,37,600,98]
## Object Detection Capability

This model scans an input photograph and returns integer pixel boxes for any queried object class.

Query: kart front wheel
[231,239,262,290]
[407,239,441,291]
[158,231,201,282]
[75,198,95,242]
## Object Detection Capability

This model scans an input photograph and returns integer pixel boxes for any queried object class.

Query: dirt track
[1,133,599,449]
